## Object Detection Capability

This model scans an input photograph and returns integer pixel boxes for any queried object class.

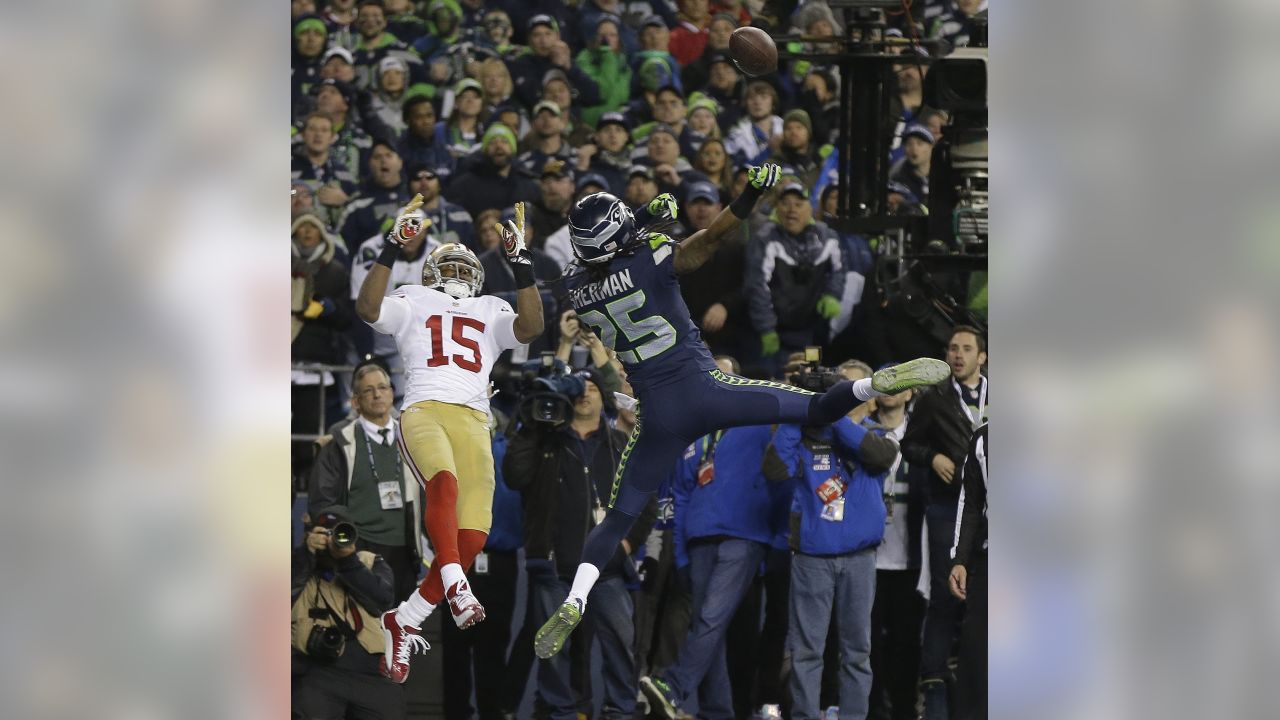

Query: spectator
[411,163,474,249]
[575,0,638,56]
[796,68,841,146]
[319,46,359,86]
[700,51,745,129]
[575,111,634,196]
[351,0,415,90]
[535,70,593,147]
[889,123,933,206]
[473,208,504,253]
[499,0,574,48]
[635,86,697,158]
[866,382,927,720]
[900,324,987,720]
[670,0,713,66]
[745,182,844,365]
[526,159,576,246]
[292,212,353,480]
[726,80,783,166]
[775,109,821,189]
[677,181,752,358]
[575,15,634,127]
[507,15,602,110]
[948,421,988,720]
[478,57,517,118]
[681,13,737,91]
[337,139,412,253]
[504,370,657,720]
[542,175,612,271]
[397,95,456,180]
[444,124,540,217]
[293,0,317,20]
[308,363,426,599]
[368,56,412,138]
[292,506,403,719]
[918,108,949,145]
[643,125,696,197]
[889,49,929,165]
[322,0,359,50]
[311,78,377,180]
[643,415,783,720]
[631,16,682,97]
[292,113,359,214]
[516,101,576,178]
[684,94,721,153]
[927,0,985,49]
[413,0,466,73]
[693,137,734,196]
[475,10,520,58]
[292,182,318,220]
[348,170,440,362]
[442,416,526,720]
[623,164,661,211]
[292,14,330,103]
[764,366,900,720]
[384,0,429,44]
[439,78,485,158]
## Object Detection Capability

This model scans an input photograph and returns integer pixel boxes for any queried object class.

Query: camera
[331,522,357,549]
[516,352,586,428]
[305,619,346,661]
[788,347,843,393]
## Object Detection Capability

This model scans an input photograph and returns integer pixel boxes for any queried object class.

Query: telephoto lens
[331,521,358,549]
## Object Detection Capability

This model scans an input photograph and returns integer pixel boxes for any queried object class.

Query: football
[729,26,778,77]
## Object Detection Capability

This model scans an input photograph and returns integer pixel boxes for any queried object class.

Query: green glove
[647,192,678,221]
[747,163,781,190]
[761,331,780,356]
[816,294,841,319]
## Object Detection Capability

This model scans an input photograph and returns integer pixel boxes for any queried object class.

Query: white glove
[497,201,531,265]
[387,193,429,246]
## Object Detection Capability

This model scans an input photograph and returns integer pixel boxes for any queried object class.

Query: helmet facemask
[422,244,484,298]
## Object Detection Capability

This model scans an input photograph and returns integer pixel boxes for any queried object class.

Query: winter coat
[291,213,353,363]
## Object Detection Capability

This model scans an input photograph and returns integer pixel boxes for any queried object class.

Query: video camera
[787,347,843,393]
[515,352,586,429]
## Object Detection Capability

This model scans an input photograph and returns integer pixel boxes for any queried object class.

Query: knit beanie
[783,108,813,136]
[481,123,517,152]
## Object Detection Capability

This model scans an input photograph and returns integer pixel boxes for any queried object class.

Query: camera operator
[503,366,657,720]
[292,506,403,720]
[762,357,901,720]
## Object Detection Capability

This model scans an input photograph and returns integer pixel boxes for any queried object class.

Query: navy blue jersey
[562,233,717,389]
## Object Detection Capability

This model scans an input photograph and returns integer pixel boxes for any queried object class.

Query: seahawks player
[533,164,950,660]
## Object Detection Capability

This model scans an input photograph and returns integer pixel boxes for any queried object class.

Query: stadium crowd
[291,1,989,719]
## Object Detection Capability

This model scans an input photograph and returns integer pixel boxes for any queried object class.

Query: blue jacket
[485,433,524,552]
[767,418,898,556]
[672,425,781,568]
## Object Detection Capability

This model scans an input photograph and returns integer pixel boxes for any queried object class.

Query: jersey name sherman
[570,268,635,307]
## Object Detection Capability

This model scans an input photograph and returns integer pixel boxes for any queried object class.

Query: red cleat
[379,610,429,683]
[446,578,486,629]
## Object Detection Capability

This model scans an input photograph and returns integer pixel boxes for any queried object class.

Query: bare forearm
[356,263,391,322]
[513,285,545,343]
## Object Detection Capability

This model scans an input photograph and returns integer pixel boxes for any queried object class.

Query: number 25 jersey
[563,233,717,389]
[369,285,523,413]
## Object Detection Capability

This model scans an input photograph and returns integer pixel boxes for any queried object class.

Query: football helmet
[568,192,636,264]
[422,243,484,299]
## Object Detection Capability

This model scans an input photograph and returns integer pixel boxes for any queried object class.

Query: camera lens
[331,521,358,549]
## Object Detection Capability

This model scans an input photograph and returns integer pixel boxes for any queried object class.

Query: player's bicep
[369,292,411,334]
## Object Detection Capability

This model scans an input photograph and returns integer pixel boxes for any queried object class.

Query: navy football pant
[581,369,859,571]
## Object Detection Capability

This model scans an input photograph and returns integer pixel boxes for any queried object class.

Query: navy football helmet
[568,192,636,264]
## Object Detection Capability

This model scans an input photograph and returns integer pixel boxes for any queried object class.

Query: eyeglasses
[357,384,392,397]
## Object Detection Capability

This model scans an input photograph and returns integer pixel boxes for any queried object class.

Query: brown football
[729,26,778,77]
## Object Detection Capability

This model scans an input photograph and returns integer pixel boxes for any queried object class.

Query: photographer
[292,506,402,720]
[762,359,901,720]
[503,366,656,720]
[553,309,622,395]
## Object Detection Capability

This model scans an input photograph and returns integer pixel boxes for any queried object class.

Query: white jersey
[350,234,440,358]
[369,285,523,413]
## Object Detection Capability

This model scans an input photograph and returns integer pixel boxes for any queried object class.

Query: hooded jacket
[745,219,845,334]
[292,213,354,364]
[336,182,412,257]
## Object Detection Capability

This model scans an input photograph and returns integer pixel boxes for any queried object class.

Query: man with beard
[515,101,577,179]
[526,159,576,247]
[444,124,540,217]
[338,140,412,253]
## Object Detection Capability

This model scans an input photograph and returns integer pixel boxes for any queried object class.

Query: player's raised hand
[499,202,537,289]
[647,192,678,222]
[747,163,782,190]
[387,193,430,246]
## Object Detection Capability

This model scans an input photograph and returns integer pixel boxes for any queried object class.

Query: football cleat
[446,578,486,629]
[380,610,429,684]
[640,676,683,720]
[534,597,584,659]
[871,357,951,395]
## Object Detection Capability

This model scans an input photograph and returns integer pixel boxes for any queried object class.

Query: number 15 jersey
[563,233,717,389]
[370,285,523,413]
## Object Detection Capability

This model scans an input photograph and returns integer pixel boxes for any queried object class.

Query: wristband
[729,183,764,219]
[375,242,400,268]
[510,259,536,290]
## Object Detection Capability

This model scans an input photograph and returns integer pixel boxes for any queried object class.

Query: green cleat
[534,599,583,659]
[871,357,951,395]
[640,676,682,719]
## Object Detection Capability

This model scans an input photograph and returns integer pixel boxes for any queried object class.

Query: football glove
[647,192,678,222]
[761,330,780,356]
[816,294,842,319]
[387,193,430,246]
[747,163,782,190]
[497,202,536,289]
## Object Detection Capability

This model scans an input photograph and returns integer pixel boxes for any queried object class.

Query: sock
[396,588,436,627]
[566,563,601,607]
[440,563,465,594]
[852,377,883,401]
[424,470,461,567]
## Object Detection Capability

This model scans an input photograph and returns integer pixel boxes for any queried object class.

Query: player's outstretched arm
[356,194,428,322]
[673,163,781,274]
[497,202,546,343]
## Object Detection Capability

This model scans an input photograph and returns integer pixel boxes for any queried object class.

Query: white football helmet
[422,243,484,299]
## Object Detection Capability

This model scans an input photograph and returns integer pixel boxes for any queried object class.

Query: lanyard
[362,425,397,484]
[952,376,986,430]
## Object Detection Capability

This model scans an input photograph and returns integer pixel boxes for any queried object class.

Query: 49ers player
[356,195,544,683]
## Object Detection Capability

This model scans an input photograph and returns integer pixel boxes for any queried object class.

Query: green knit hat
[293,17,328,38]
[481,123,517,152]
